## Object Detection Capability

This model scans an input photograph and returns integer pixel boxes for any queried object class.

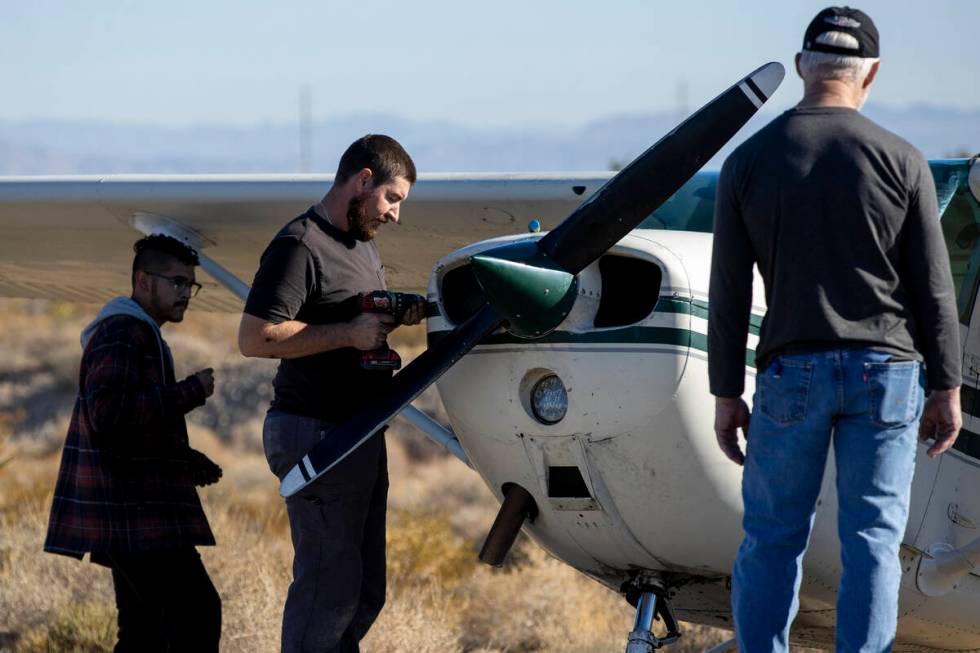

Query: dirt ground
[0,298,752,652]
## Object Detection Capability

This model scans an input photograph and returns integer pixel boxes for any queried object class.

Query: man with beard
[238,134,420,653]
[46,234,222,652]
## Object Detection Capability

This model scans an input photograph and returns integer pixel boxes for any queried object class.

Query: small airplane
[2,61,979,652]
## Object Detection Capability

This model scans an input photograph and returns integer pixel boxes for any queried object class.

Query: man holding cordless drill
[238,134,421,653]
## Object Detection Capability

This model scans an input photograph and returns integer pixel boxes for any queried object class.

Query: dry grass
[0,299,744,653]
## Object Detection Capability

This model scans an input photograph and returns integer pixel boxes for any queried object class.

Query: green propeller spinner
[471,241,578,338]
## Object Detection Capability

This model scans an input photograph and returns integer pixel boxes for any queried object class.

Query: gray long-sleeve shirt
[708,106,960,397]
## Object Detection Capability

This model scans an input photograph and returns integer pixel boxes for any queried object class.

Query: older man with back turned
[708,7,962,652]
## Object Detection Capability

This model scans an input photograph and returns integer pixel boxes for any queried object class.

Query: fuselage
[426,158,980,651]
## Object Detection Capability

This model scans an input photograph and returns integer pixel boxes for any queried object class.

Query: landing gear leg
[624,588,681,652]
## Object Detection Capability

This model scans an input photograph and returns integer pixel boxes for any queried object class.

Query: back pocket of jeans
[758,358,813,426]
[866,361,919,427]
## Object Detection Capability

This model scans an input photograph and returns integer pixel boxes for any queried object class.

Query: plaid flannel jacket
[44,315,215,559]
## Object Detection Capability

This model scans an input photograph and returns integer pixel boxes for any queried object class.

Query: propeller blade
[279,61,785,498]
[280,303,504,497]
[538,61,784,274]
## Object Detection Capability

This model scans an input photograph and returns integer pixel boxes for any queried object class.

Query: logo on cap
[803,7,879,59]
[824,15,861,28]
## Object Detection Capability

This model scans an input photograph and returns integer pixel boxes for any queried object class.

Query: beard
[162,298,188,323]
[347,193,380,242]
[150,286,188,323]
[169,303,188,322]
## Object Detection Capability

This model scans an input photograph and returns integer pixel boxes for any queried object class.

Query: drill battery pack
[349,290,425,371]
[360,346,402,371]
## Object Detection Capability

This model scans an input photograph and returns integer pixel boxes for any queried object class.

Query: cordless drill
[344,290,426,371]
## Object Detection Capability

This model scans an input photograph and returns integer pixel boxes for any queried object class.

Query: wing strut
[128,211,472,468]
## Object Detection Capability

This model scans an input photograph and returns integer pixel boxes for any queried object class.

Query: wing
[0,172,614,310]
[3,160,973,311]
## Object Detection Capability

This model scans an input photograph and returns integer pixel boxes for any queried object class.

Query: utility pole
[299,85,313,173]
[677,79,689,122]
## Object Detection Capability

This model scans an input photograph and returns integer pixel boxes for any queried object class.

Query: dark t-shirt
[244,206,391,421]
[708,107,961,396]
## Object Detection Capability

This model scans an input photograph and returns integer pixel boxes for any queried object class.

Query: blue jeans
[732,349,924,653]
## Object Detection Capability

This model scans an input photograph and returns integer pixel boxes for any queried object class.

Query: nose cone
[470,241,578,338]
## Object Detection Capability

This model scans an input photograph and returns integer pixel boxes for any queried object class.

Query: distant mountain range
[1,103,977,175]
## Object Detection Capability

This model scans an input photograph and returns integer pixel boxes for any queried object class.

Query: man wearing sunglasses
[45,234,223,653]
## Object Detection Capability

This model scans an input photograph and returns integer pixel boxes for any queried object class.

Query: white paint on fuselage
[429,229,980,650]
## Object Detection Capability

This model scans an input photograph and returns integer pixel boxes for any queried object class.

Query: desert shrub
[13,601,115,653]
[386,507,478,587]
[204,484,289,537]
[0,457,56,515]
[0,430,13,472]
[363,584,461,653]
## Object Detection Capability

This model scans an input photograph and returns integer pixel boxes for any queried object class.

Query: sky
[1,0,978,130]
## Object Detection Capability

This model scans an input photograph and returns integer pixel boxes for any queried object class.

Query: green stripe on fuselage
[685,297,762,335]
[656,296,761,337]
[428,325,696,348]
[427,295,759,367]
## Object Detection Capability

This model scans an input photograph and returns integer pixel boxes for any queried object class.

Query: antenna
[299,85,313,173]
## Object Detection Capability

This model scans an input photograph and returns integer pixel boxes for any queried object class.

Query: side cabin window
[593,255,662,328]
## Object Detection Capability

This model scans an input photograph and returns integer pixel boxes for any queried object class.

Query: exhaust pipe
[478,483,538,567]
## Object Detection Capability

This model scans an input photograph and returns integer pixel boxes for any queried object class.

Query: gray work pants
[263,410,388,653]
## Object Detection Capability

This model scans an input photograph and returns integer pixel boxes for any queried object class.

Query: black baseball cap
[803,7,879,58]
